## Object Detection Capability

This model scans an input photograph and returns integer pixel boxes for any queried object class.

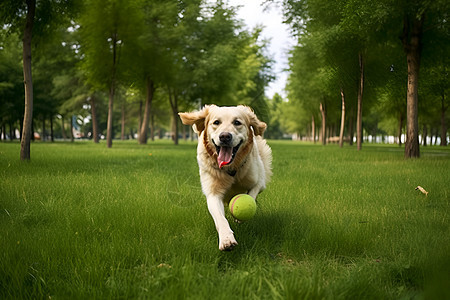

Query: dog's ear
[178,105,212,134]
[238,105,267,136]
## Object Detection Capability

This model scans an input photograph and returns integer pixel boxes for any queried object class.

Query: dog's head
[179,105,266,168]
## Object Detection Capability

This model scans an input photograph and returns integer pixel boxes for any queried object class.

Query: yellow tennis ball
[229,194,256,221]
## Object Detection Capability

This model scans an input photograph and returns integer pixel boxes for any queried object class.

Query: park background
[1,0,449,299]
[1,0,448,159]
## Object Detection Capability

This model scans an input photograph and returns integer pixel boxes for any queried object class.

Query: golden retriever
[179,105,272,251]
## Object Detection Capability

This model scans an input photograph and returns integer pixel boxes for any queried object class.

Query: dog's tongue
[218,146,232,168]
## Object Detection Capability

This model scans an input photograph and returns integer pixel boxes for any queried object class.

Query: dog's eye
[213,120,220,125]
[233,120,242,126]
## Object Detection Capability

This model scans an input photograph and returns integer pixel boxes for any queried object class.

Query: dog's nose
[219,132,232,144]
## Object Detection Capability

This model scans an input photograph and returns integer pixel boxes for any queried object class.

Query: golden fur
[179,105,272,250]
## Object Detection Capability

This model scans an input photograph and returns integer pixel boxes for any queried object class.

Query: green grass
[1,140,449,299]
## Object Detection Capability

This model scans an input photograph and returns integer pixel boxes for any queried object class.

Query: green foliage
[265,93,284,139]
[0,0,78,42]
[0,0,79,142]
[0,141,449,298]
[78,0,140,91]
[279,98,308,135]
[1,0,447,144]
[74,0,273,140]
[282,0,449,144]
[286,38,324,129]
[0,0,275,144]
[0,33,23,125]
[191,4,273,107]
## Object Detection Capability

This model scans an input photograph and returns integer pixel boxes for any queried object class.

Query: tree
[21,0,35,158]
[375,42,408,146]
[401,4,424,157]
[283,0,368,147]
[265,93,284,139]
[1,0,77,158]
[234,28,274,121]
[281,0,450,152]
[417,3,450,147]
[78,0,140,148]
[420,54,449,146]
[339,88,345,147]
[286,38,324,142]
[138,78,154,144]
[390,0,450,156]
[163,0,203,145]
[160,1,273,144]
[32,26,75,142]
[0,32,24,141]
[119,0,167,145]
[340,0,392,150]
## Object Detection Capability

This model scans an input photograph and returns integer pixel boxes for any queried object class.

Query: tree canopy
[0,0,448,158]
[280,0,449,154]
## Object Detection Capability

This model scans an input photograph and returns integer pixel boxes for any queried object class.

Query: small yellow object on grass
[415,186,429,196]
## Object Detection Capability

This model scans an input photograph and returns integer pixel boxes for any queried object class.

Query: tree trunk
[106,32,118,148]
[348,107,354,146]
[70,116,74,142]
[151,112,155,141]
[121,99,125,140]
[139,77,154,144]
[19,117,23,140]
[91,96,99,143]
[440,93,447,146]
[311,115,316,143]
[398,113,403,146]
[138,100,142,141]
[422,124,427,146]
[356,52,364,151]
[402,15,423,158]
[168,87,179,145]
[404,50,420,156]
[320,102,326,145]
[107,84,114,147]
[172,97,179,145]
[20,0,36,160]
[339,88,346,148]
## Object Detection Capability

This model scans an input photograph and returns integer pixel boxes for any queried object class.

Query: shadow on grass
[214,207,311,271]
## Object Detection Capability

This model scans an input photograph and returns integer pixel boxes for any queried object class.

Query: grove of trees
[0,0,448,160]
[1,0,274,159]
[280,0,449,157]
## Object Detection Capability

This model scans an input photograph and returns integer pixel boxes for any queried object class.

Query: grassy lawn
[1,140,449,299]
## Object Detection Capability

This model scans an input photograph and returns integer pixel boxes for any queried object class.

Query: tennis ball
[229,194,256,221]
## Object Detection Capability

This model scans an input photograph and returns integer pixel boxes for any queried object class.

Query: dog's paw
[219,234,238,251]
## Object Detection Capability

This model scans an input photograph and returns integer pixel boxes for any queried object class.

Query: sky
[227,0,296,99]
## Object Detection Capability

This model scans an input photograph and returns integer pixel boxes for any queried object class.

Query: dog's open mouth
[214,140,242,168]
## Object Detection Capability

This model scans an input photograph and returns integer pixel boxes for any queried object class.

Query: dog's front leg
[206,194,237,251]
[248,182,265,200]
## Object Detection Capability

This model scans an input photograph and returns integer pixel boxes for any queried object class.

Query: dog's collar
[224,159,247,177]
[227,169,237,177]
